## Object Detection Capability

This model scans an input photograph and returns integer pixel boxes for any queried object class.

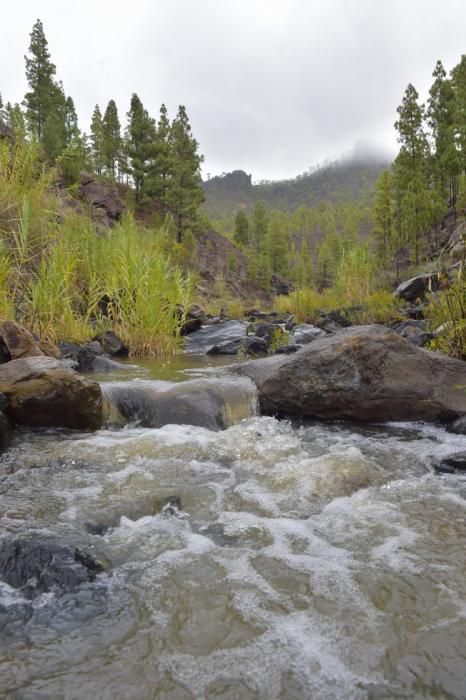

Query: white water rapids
[0,359,465,699]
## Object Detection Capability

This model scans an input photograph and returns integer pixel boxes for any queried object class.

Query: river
[0,356,465,699]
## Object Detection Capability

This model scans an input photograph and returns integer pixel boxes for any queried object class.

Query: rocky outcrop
[79,172,124,227]
[0,119,13,141]
[0,357,103,430]
[236,325,466,422]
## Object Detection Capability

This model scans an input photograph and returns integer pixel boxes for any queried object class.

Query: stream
[0,355,465,699]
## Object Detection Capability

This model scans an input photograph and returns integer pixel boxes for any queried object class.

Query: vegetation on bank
[0,18,465,358]
[0,140,195,355]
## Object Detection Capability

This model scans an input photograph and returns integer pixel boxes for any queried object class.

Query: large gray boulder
[103,376,258,430]
[0,357,103,430]
[236,325,466,422]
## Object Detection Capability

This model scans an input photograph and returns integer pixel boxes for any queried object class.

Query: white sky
[1,0,466,180]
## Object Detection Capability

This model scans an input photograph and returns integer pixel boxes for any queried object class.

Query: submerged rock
[0,538,104,599]
[103,376,258,430]
[0,356,103,430]
[236,325,466,422]
[434,453,466,474]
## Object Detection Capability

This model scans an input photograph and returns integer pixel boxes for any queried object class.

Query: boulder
[247,322,281,346]
[0,320,45,360]
[94,331,129,356]
[0,119,13,141]
[184,320,248,354]
[0,538,104,599]
[394,272,442,302]
[103,376,258,430]
[236,325,466,422]
[0,357,103,430]
[207,335,268,356]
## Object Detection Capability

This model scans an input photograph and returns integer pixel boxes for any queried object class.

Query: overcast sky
[1,0,466,181]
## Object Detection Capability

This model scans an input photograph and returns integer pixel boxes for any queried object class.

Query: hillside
[202,156,389,217]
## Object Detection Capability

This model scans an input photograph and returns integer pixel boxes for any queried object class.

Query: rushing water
[0,357,465,699]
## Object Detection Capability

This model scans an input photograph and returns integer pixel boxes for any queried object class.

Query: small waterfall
[102,376,259,430]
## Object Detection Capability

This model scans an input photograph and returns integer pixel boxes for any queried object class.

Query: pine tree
[125,93,156,201]
[393,83,432,262]
[5,103,26,137]
[267,211,289,276]
[373,169,394,263]
[23,19,57,139]
[41,82,68,160]
[102,99,122,179]
[165,105,204,242]
[451,55,466,190]
[90,105,104,175]
[233,209,249,245]
[251,201,268,253]
[0,94,6,122]
[427,60,459,209]
[65,96,79,145]
[144,103,172,205]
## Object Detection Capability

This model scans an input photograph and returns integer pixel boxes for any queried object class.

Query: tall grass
[0,141,195,355]
[425,277,466,359]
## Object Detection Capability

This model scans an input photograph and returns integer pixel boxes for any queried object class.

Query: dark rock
[274,344,299,354]
[314,311,351,333]
[293,324,326,345]
[0,538,104,599]
[247,322,280,346]
[94,331,128,357]
[0,356,103,430]
[237,325,466,422]
[103,376,258,430]
[79,172,124,225]
[207,335,268,356]
[184,320,248,354]
[0,119,14,141]
[405,305,426,320]
[434,453,466,474]
[271,273,292,296]
[181,317,203,335]
[394,272,442,302]
[406,332,434,348]
[448,416,466,435]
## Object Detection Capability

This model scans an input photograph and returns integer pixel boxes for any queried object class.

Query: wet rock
[237,325,466,422]
[0,398,10,449]
[94,331,129,357]
[0,356,103,430]
[103,376,258,430]
[447,416,466,435]
[394,272,442,302]
[185,320,248,354]
[247,321,283,347]
[293,324,326,345]
[0,538,104,599]
[59,340,125,373]
[207,335,268,356]
[434,453,466,474]
[274,344,299,355]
